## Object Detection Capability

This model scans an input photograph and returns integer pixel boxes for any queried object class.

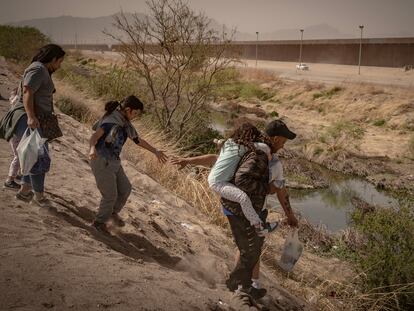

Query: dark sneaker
[225,276,240,292]
[240,286,267,300]
[4,180,21,190]
[111,213,125,227]
[16,191,34,202]
[92,221,110,234]
[30,196,52,208]
[256,222,279,237]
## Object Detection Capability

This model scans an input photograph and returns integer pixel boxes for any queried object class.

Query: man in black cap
[221,119,298,299]
[171,119,298,300]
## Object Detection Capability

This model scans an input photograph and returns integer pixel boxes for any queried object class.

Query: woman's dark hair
[104,95,144,117]
[31,44,66,64]
[229,122,271,151]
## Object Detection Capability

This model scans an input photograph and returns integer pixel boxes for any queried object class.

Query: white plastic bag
[16,128,44,175]
[278,228,303,272]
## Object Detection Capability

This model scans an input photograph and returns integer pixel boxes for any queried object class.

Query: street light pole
[299,29,304,66]
[255,31,259,67]
[358,25,364,75]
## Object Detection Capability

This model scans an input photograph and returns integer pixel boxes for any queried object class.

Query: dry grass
[122,119,227,228]
[55,70,414,311]
[238,67,283,84]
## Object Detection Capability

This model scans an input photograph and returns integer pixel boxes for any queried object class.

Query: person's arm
[269,184,298,227]
[136,138,167,163]
[170,154,218,169]
[89,127,105,160]
[23,86,39,129]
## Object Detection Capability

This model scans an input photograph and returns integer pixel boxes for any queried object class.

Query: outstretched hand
[170,157,188,170]
[155,150,168,164]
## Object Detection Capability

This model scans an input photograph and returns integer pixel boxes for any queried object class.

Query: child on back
[4,88,22,190]
[207,123,276,233]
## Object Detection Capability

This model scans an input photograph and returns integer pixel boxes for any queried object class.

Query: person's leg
[113,165,131,214]
[7,137,20,180]
[226,215,262,291]
[251,209,268,288]
[211,182,262,226]
[111,165,131,227]
[234,250,261,287]
[91,158,119,224]
[13,115,34,198]
[30,173,45,194]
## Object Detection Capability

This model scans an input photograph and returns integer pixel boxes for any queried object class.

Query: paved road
[241,59,414,88]
[79,50,414,88]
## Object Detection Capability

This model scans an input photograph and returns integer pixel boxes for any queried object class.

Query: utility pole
[358,25,364,75]
[255,31,259,67]
[75,32,78,50]
[299,29,304,66]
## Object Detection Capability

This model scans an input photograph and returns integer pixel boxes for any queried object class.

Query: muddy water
[210,110,400,233]
[266,177,399,233]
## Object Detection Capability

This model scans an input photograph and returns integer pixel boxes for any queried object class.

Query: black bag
[38,113,63,141]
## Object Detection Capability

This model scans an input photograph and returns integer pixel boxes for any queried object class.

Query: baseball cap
[265,119,296,140]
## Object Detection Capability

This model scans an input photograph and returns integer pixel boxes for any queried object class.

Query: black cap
[265,119,296,140]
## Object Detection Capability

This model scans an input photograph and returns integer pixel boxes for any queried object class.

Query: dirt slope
[0,60,312,311]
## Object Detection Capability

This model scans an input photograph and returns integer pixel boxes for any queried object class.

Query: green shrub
[313,92,324,100]
[57,61,146,101]
[269,111,279,117]
[326,121,365,140]
[214,69,275,101]
[409,135,414,158]
[0,25,49,63]
[373,119,386,126]
[351,203,414,308]
[312,86,342,100]
[55,96,91,123]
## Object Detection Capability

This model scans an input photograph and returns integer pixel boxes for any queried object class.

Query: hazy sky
[1,0,413,36]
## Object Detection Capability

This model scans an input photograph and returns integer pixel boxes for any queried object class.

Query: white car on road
[296,63,309,70]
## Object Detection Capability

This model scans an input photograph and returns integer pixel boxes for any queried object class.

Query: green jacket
[0,102,26,141]
[221,150,269,217]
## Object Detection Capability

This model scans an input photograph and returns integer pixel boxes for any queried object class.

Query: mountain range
[9,13,410,44]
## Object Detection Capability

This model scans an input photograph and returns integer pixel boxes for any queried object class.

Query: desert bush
[55,96,93,123]
[215,79,275,101]
[409,135,414,158]
[326,121,365,140]
[313,86,343,100]
[0,25,49,63]
[108,0,237,140]
[373,119,386,127]
[351,201,414,309]
[269,111,279,117]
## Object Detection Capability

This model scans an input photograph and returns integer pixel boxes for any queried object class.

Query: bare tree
[106,0,236,139]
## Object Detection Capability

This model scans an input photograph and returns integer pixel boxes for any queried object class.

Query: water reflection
[267,177,399,233]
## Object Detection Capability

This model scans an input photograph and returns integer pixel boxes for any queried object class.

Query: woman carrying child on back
[89,95,167,233]
[207,122,277,235]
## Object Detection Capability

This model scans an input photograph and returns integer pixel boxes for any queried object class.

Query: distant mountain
[12,14,407,44]
[234,24,353,41]
[11,13,143,44]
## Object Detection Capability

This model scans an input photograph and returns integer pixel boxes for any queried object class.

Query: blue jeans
[15,114,50,193]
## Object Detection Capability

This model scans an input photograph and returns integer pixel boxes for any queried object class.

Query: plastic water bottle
[278,228,303,272]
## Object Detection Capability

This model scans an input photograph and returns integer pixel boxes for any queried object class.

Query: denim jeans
[15,114,50,193]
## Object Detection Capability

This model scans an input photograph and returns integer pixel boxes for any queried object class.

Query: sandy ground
[241,60,414,88]
[0,59,325,311]
[78,50,414,88]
